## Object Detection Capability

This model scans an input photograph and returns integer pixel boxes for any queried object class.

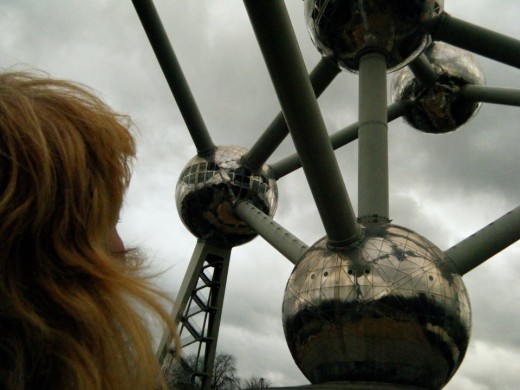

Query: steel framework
[131,1,520,389]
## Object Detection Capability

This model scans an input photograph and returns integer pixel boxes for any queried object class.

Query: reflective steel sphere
[176,145,278,247]
[283,224,471,389]
[304,0,443,72]
[392,42,485,133]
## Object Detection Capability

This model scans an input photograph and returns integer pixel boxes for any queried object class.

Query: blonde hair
[0,71,177,389]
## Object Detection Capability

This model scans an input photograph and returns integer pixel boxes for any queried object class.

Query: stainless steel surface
[304,0,443,72]
[392,42,485,133]
[283,224,471,389]
[176,145,277,246]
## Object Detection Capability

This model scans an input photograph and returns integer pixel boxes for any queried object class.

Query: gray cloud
[1,1,519,388]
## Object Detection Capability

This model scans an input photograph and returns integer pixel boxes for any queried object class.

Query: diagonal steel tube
[234,201,309,264]
[408,54,438,88]
[443,205,520,275]
[270,101,411,180]
[243,1,360,247]
[461,85,520,107]
[358,52,389,224]
[132,0,215,156]
[243,58,340,170]
[427,12,520,70]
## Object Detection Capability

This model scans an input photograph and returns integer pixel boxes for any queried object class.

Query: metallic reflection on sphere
[392,42,485,133]
[176,145,278,247]
[282,224,471,389]
[304,0,443,72]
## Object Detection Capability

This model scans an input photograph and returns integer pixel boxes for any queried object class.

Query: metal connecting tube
[461,85,520,107]
[234,201,309,264]
[358,52,389,224]
[444,206,520,275]
[243,58,340,171]
[427,12,520,70]
[243,0,361,247]
[270,101,411,180]
[132,0,215,156]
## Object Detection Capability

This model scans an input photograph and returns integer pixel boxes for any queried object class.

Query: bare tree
[242,377,272,389]
[163,352,198,390]
[211,353,241,390]
[163,352,240,390]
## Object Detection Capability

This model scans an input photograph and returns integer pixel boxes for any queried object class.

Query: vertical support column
[198,251,231,390]
[358,52,389,225]
[156,240,207,363]
[157,241,231,390]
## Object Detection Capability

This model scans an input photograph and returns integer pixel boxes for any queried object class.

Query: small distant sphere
[392,42,485,133]
[304,0,443,72]
[283,224,470,389]
[176,145,278,247]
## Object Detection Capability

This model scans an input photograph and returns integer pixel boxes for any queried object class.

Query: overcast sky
[1,1,519,388]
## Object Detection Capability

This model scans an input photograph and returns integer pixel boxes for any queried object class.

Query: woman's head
[0,71,134,256]
[0,71,175,389]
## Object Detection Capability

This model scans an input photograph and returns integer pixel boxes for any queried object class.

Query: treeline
[163,352,272,389]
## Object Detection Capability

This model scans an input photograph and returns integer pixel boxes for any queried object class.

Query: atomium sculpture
[131,1,520,389]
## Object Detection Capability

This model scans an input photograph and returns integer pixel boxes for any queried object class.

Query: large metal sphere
[304,0,443,72]
[392,42,485,133]
[176,145,278,247]
[283,224,471,389]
